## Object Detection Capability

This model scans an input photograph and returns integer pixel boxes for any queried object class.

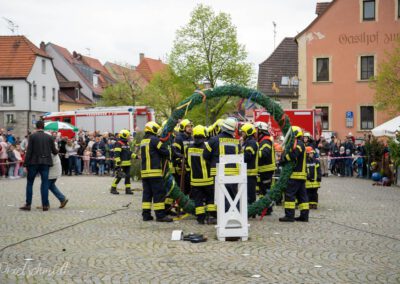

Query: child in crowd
[96,150,106,176]
[13,144,22,178]
[337,146,345,177]
[305,146,321,209]
[354,150,364,178]
[83,146,91,174]
[7,144,17,179]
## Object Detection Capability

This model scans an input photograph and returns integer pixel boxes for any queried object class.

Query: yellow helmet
[119,129,130,139]
[291,126,303,138]
[241,123,256,136]
[144,121,161,134]
[193,125,207,138]
[179,119,192,132]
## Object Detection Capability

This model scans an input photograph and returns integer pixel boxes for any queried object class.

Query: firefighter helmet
[193,125,207,138]
[254,121,270,134]
[179,119,192,132]
[144,121,161,134]
[306,146,314,153]
[221,117,237,135]
[304,132,311,138]
[119,129,130,139]
[241,123,256,136]
[291,126,303,138]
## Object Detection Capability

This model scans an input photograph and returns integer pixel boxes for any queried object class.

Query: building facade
[297,0,400,139]
[0,36,59,138]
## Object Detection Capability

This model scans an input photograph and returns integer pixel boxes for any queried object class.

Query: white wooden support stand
[215,154,249,241]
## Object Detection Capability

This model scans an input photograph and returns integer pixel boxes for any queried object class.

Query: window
[398,0,400,18]
[291,101,298,109]
[93,74,99,87]
[360,56,374,80]
[363,0,375,21]
[42,86,46,100]
[42,59,46,74]
[5,113,15,124]
[2,86,14,104]
[63,117,72,124]
[316,58,329,81]
[281,76,289,86]
[33,83,37,98]
[360,106,374,129]
[317,106,329,130]
[52,88,56,102]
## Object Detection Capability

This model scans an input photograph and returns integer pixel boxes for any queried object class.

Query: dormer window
[93,73,99,87]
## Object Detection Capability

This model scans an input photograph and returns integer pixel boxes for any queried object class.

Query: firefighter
[140,121,172,222]
[279,126,309,222]
[110,129,136,195]
[305,146,321,209]
[240,123,259,205]
[204,117,240,212]
[172,119,193,196]
[255,121,276,214]
[186,125,216,224]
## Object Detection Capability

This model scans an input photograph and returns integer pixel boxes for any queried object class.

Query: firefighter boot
[279,216,295,222]
[110,188,119,195]
[125,188,133,195]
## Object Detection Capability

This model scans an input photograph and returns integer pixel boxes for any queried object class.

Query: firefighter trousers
[259,171,274,196]
[284,179,309,219]
[142,177,166,219]
[192,185,216,221]
[307,187,319,206]
[111,166,131,190]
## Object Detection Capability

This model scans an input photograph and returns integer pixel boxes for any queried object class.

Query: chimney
[139,53,144,63]
[72,51,78,58]
[40,41,46,51]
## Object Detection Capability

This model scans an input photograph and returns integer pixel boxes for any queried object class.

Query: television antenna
[272,21,277,50]
[3,17,19,34]
[85,48,91,56]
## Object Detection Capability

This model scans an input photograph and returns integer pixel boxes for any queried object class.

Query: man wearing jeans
[20,120,58,211]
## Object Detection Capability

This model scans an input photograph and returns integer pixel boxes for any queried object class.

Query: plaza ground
[0,175,399,283]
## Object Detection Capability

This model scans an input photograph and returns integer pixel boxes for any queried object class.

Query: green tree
[140,67,194,120]
[169,4,253,123]
[97,81,142,106]
[371,38,400,116]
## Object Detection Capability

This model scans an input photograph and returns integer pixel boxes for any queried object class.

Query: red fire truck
[43,106,155,137]
[253,109,322,139]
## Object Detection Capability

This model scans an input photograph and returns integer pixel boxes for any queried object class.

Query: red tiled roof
[104,62,148,88]
[50,43,74,64]
[0,36,51,78]
[81,55,110,75]
[316,2,331,15]
[136,57,167,82]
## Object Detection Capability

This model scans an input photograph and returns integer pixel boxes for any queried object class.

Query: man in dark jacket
[20,120,58,211]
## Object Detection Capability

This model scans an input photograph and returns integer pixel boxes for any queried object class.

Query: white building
[0,36,59,138]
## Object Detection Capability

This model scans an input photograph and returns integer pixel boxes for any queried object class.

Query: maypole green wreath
[160,85,295,217]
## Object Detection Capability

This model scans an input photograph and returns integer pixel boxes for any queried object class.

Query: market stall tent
[371,116,400,137]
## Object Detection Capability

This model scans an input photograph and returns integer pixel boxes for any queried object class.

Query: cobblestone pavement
[0,175,399,283]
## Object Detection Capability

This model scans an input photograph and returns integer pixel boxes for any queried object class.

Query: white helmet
[254,121,270,133]
[221,117,237,135]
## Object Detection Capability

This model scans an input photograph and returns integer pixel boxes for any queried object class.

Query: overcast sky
[1,0,321,71]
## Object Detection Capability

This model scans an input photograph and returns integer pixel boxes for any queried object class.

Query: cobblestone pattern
[0,176,399,283]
